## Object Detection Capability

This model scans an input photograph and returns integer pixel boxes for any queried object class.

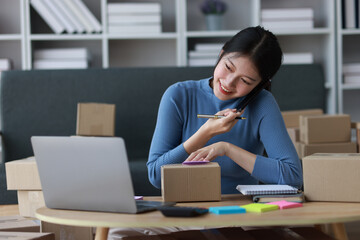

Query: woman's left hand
[184,142,228,162]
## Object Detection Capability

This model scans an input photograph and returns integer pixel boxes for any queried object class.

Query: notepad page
[236,185,298,195]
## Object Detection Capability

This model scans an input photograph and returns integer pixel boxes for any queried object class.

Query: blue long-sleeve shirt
[147,78,303,193]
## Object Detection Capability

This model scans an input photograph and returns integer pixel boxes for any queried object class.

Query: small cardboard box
[357,128,360,153]
[300,114,351,144]
[298,142,357,159]
[17,191,45,218]
[76,103,115,136]
[161,162,221,202]
[287,128,300,144]
[0,216,40,232]
[281,109,323,128]
[5,157,42,190]
[303,153,360,202]
[41,222,94,240]
[0,232,54,240]
[352,122,360,153]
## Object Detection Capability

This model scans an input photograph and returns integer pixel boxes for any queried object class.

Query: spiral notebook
[236,184,299,195]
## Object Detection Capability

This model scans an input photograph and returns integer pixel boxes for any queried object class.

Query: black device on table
[157,206,209,217]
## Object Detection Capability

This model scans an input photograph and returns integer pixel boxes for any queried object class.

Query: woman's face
[212,53,262,101]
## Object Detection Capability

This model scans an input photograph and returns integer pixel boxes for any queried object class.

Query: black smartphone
[236,79,271,112]
[197,79,271,120]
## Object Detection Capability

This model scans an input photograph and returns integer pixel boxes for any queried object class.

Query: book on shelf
[43,0,76,34]
[343,0,356,29]
[108,24,161,34]
[261,8,314,21]
[188,50,219,58]
[34,48,91,60]
[343,63,360,74]
[344,75,360,84]
[253,192,305,203]
[33,59,88,70]
[63,0,94,33]
[283,52,314,64]
[107,3,161,14]
[0,58,12,71]
[53,0,86,33]
[236,185,299,195]
[188,58,218,67]
[72,0,102,33]
[194,43,224,52]
[30,0,66,34]
[108,14,161,25]
[261,19,314,30]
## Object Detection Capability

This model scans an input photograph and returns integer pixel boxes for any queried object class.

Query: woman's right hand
[201,108,243,137]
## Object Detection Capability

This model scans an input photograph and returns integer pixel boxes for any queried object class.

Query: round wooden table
[36,195,359,240]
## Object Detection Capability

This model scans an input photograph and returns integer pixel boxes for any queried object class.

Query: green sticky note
[241,203,279,213]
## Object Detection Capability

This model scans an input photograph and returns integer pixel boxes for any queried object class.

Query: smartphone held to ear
[197,79,271,119]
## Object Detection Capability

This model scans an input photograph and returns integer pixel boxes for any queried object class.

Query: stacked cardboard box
[76,103,116,136]
[298,114,357,158]
[352,122,360,152]
[161,162,221,202]
[282,109,324,157]
[5,157,44,218]
[0,215,55,240]
[303,153,360,202]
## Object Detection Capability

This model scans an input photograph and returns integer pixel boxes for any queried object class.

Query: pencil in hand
[197,114,246,120]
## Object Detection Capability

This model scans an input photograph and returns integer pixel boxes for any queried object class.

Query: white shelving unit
[0,0,26,70]
[184,0,336,114]
[0,0,339,114]
[336,0,360,122]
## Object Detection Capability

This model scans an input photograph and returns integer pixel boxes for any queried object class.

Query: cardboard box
[300,114,351,144]
[281,109,323,128]
[294,142,302,159]
[76,103,115,136]
[0,232,54,240]
[161,162,221,202]
[0,216,40,232]
[303,153,360,202]
[287,128,300,144]
[298,142,357,159]
[18,191,45,218]
[5,157,42,190]
[352,122,360,153]
[357,129,360,153]
[41,222,94,240]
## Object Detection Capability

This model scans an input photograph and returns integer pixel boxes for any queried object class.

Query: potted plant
[200,0,227,31]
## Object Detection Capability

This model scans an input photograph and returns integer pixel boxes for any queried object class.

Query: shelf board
[341,84,360,90]
[107,32,178,40]
[30,34,103,41]
[186,30,238,38]
[341,29,360,35]
[186,28,331,38]
[0,34,22,41]
[272,28,331,35]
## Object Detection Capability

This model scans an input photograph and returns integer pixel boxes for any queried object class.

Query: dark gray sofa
[0,65,325,204]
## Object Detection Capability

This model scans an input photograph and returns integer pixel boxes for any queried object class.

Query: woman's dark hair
[217,26,283,90]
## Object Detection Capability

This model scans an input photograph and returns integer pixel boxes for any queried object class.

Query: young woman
[147,26,303,193]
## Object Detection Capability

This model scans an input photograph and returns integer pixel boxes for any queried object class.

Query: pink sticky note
[266,200,303,210]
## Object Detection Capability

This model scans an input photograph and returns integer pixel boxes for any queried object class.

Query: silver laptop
[31,136,174,214]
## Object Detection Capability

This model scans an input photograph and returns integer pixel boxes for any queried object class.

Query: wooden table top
[35,195,360,228]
